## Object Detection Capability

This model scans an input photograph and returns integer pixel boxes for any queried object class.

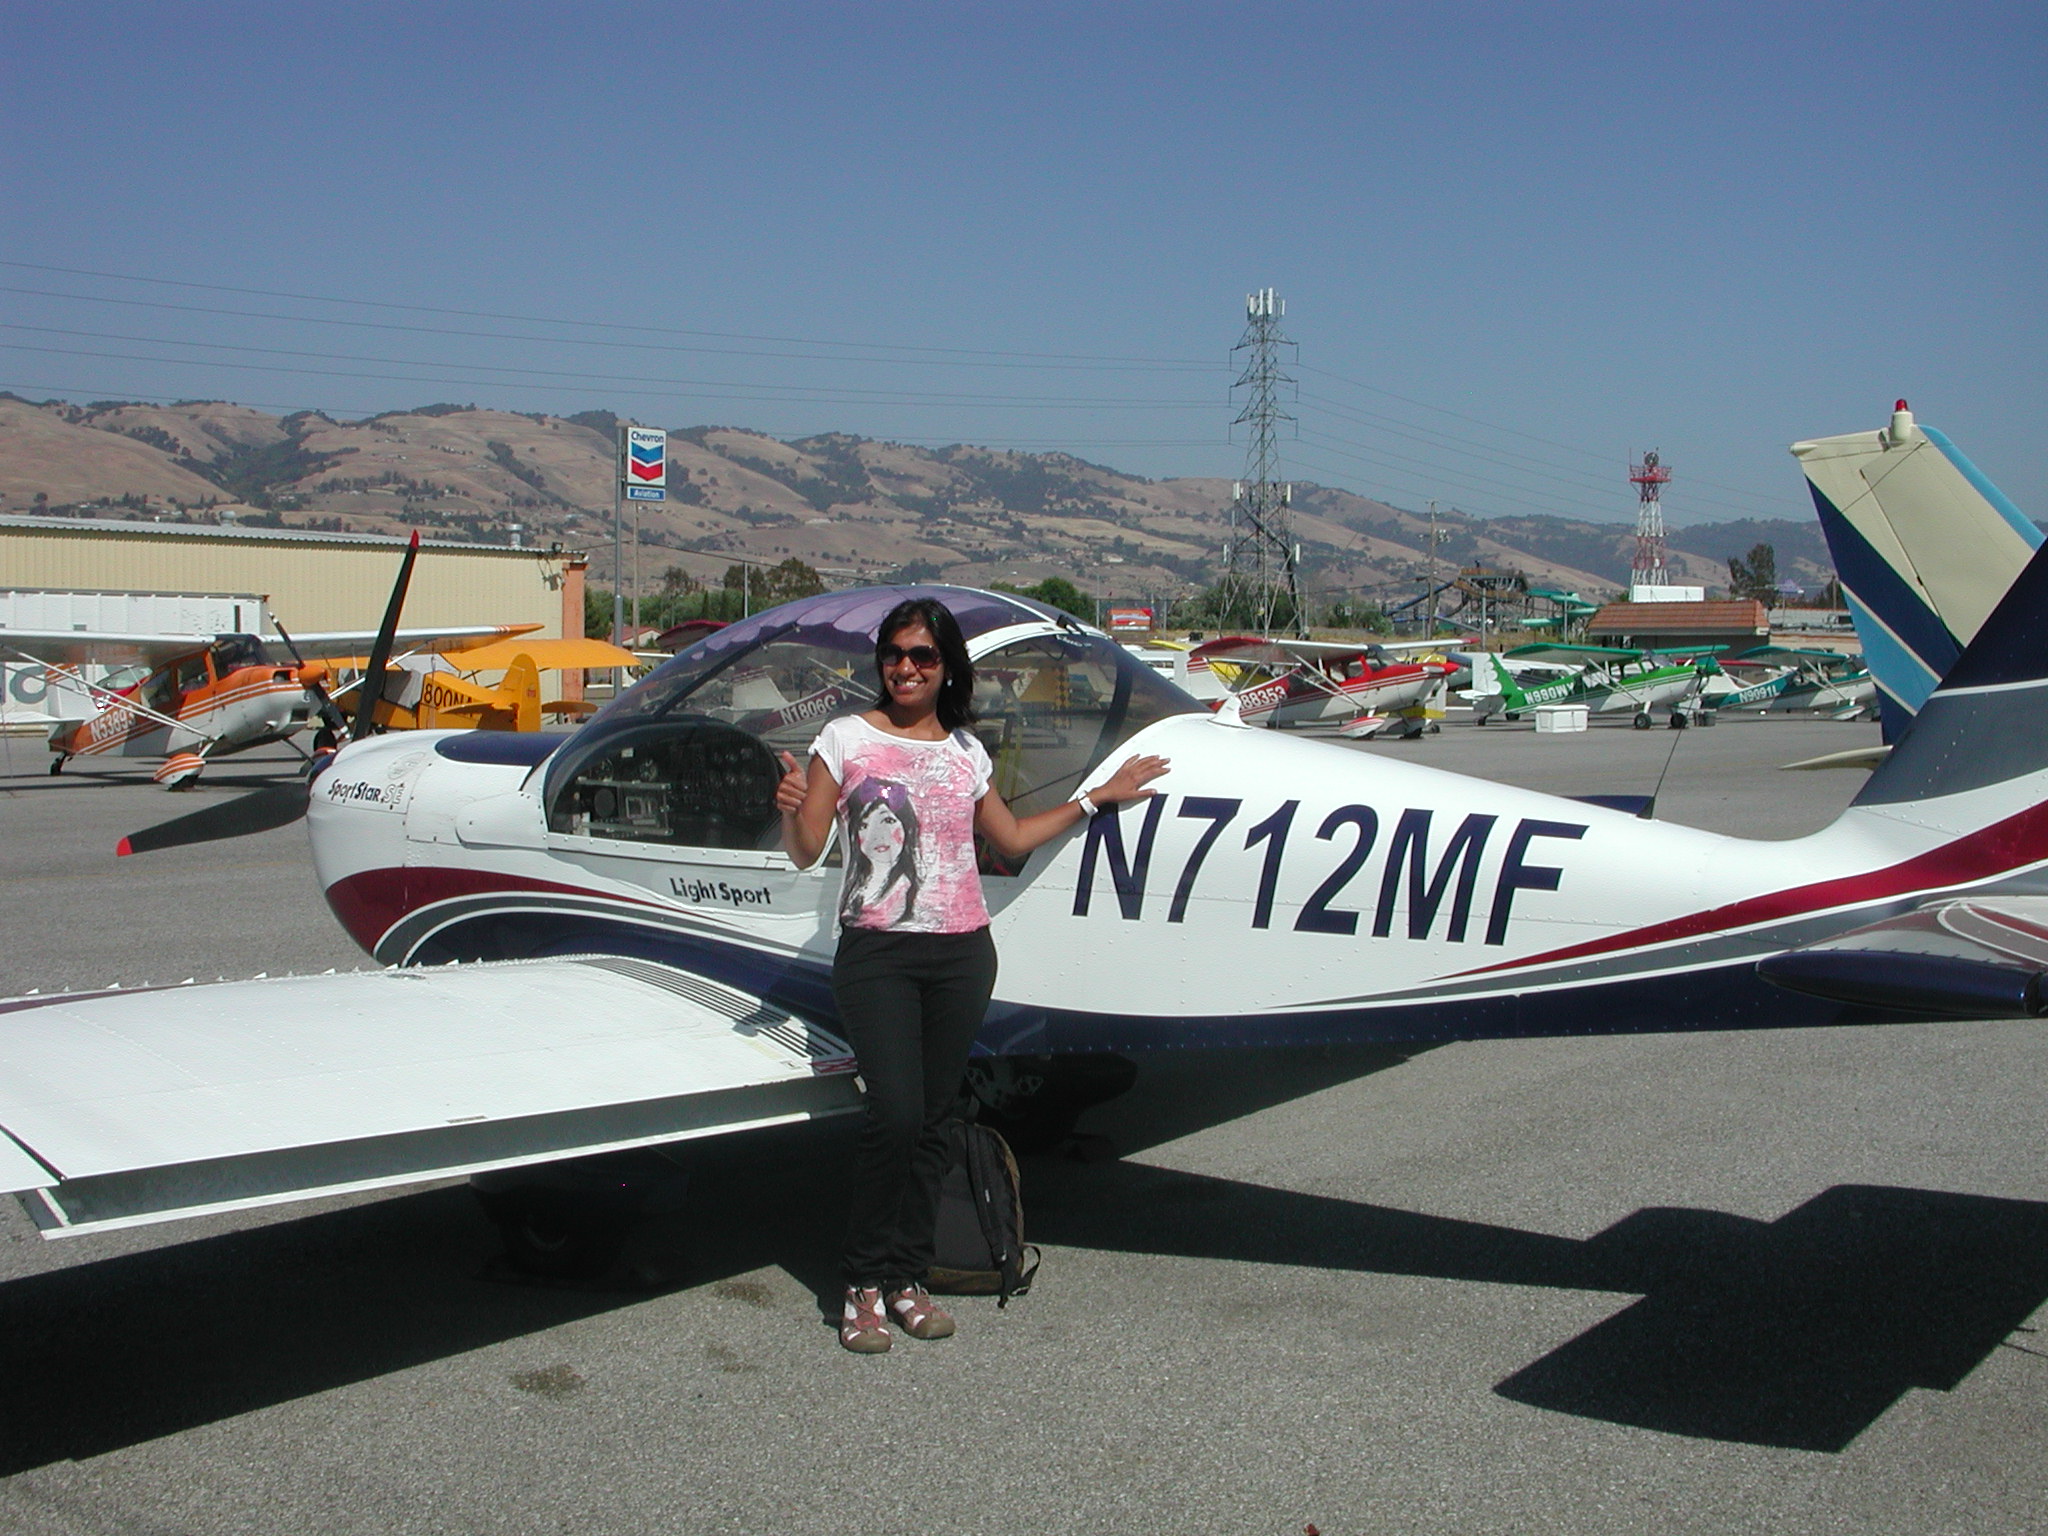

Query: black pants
[831,925,998,1287]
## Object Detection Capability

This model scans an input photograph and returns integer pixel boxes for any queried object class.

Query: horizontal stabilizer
[1757,898,2048,1017]
[0,956,860,1237]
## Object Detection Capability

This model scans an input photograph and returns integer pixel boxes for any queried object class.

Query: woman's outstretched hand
[775,750,808,816]
[1093,753,1170,807]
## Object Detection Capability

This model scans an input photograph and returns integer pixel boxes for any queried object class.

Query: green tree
[1190,582,1299,632]
[1727,542,1779,603]
[720,557,826,612]
[992,576,1092,621]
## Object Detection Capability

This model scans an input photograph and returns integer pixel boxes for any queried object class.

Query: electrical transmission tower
[1221,288,1307,637]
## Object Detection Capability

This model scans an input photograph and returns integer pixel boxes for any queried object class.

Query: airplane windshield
[971,631,1199,817]
[210,635,273,673]
[543,588,1201,850]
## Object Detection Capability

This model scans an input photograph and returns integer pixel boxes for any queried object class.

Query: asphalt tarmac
[2,712,2044,1536]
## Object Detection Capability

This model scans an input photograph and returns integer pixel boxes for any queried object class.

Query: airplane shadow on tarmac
[1,1044,2043,1471]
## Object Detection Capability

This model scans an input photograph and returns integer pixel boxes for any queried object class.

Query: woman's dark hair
[840,782,921,924]
[872,597,976,730]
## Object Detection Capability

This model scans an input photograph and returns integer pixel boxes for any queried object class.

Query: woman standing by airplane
[776,596,1168,1353]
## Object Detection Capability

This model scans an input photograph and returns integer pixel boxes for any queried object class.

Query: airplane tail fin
[506,652,542,733]
[1469,654,1526,715]
[1853,535,2048,810]
[1792,403,2039,742]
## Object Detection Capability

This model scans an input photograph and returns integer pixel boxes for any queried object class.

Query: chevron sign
[624,427,667,486]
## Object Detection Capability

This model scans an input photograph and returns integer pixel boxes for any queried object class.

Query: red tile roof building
[1585,599,1771,656]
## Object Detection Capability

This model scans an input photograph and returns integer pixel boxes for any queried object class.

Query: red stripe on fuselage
[67,675,305,756]
[1452,798,2048,981]
[322,866,665,955]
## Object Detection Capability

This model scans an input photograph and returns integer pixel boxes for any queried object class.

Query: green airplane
[1468,643,1716,729]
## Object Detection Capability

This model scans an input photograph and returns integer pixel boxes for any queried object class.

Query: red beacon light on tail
[1889,399,1917,448]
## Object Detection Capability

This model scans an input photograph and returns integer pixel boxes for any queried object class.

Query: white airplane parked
[5,536,2048,1245]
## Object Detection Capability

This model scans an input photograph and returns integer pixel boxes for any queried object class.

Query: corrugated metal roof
[0,514,586,561]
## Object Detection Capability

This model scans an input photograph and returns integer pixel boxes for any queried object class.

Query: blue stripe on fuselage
[401,905,1899,1057]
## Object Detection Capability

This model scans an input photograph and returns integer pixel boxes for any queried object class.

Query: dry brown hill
[0,395,1831,605]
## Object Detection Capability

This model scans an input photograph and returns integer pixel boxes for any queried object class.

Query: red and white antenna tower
[1629,449,1671,590]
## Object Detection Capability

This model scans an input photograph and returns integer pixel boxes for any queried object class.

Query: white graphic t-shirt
[811,714,993,933]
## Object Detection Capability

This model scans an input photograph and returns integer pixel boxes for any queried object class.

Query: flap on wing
[1756,898,2048,1017]
[0,956,860,1237]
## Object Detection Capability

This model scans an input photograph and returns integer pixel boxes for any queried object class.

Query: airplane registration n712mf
[6,559,2048,1240]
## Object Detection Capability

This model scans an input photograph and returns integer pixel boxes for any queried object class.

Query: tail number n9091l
[1071,795,1586,945]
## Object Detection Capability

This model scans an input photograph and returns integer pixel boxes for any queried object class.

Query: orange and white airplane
[9,621,548,787]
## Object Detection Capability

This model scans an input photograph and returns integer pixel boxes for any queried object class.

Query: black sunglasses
[878,643,943,670]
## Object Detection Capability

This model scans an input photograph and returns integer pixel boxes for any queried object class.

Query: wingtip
[115,836,133,857]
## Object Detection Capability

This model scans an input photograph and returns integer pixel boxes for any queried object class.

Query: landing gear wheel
[48,756,64,776]
[474,1188,628,1281]
[470,1149,690,1282]
[1632,711,1654,730]
[967,1053,1139,1156]
[1668,711,1689,730]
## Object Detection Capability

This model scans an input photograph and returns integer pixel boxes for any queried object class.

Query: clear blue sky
[5,1,2042,527]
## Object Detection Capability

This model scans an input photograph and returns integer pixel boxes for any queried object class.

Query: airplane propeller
[115,530,422,856]
[272,621,351,747]
[353,529,420,743]
[114,782,315,857]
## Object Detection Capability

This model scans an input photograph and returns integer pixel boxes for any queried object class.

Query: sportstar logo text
[325,778,393,804]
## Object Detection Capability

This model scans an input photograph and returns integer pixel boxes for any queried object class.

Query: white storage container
[1534,704,1589,733]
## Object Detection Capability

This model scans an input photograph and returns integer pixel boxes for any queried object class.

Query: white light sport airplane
[6,530,2048,1245]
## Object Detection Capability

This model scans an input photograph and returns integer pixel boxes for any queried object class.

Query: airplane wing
[274,624,544,664]
[1187,635,1320,666]
[0,956,861,1238]
[1737,645,1862,668]
[1757,898,2048,1018]
[0,629,207,669]
[1503,643,1641,665]
[1370,638,1459,654]
[431,636,640,673]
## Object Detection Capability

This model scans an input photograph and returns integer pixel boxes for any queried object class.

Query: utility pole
[1220,288,1307,638]
[611,427,625,649]
[1426,499,1440,640]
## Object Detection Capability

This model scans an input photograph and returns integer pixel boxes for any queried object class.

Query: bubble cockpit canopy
[542,586,1202,852]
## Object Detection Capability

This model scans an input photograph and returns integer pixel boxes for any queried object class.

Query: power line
[0,260,1220,368]
[0,284,1228,376]
[0,325,1223,406]
[0,377,1230,455]
[0,341,1225,412]
[1300,360,1787,513]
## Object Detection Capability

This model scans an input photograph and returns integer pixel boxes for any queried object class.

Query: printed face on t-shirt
[854,797,907,866]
